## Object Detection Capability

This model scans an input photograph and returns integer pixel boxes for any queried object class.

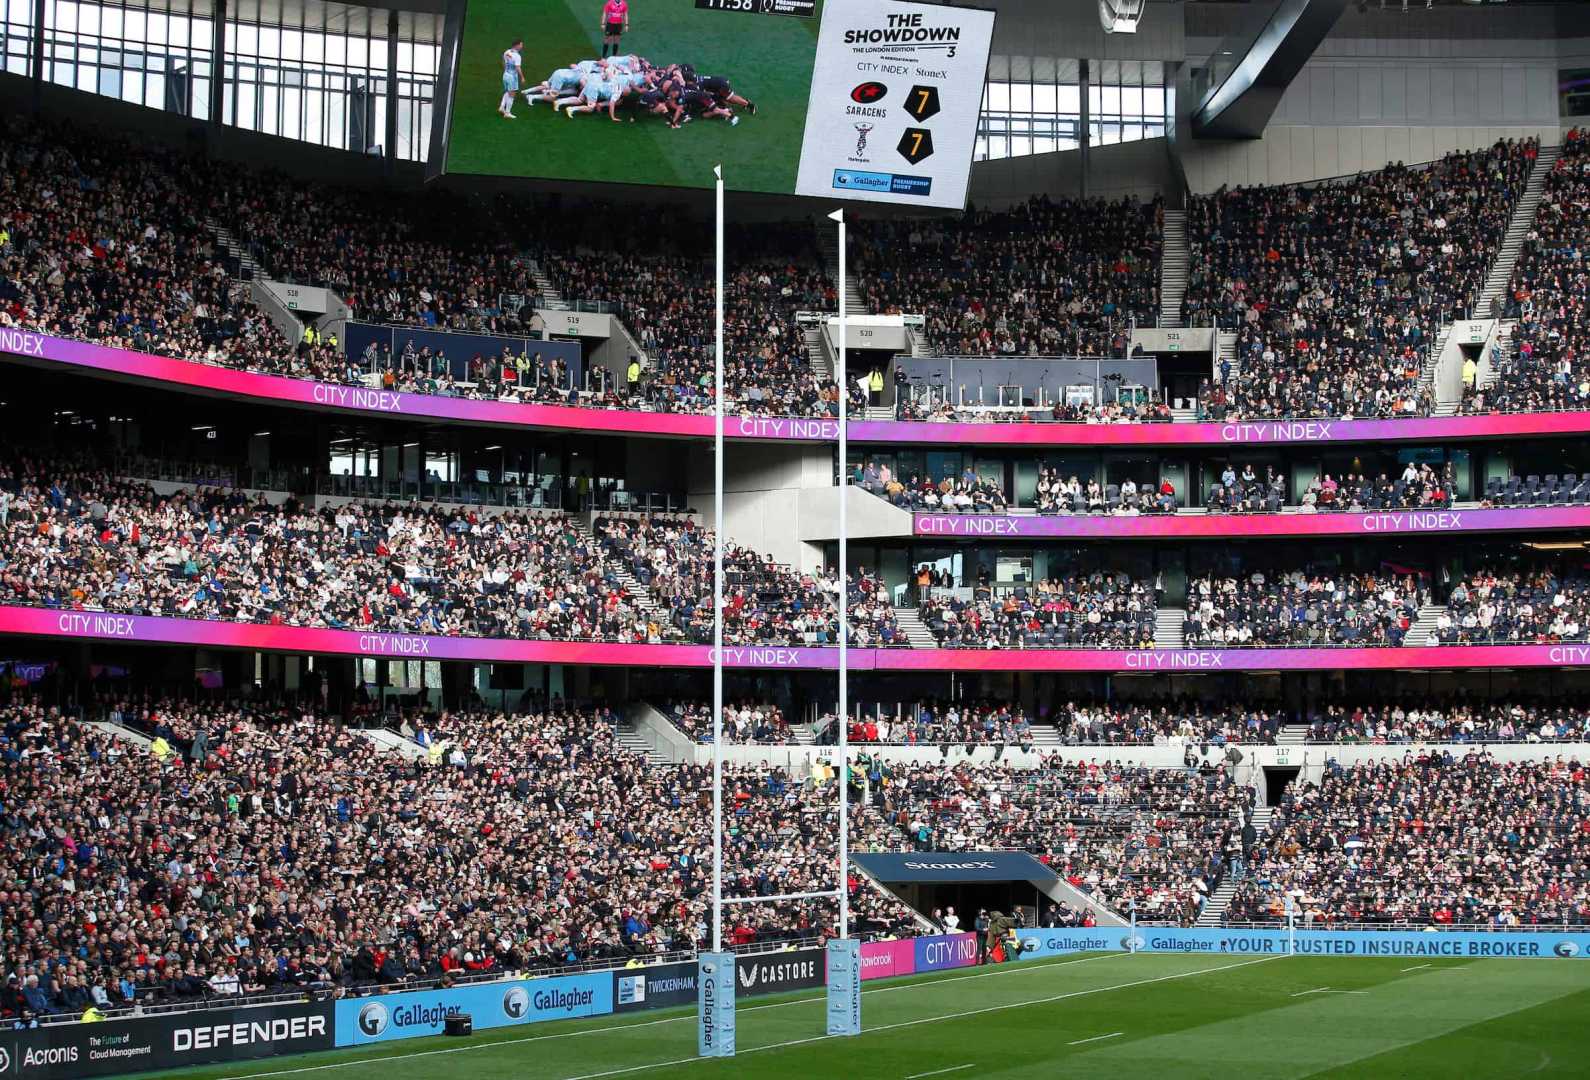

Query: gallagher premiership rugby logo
[357,1002,389,1037]
[502,987,530,1019]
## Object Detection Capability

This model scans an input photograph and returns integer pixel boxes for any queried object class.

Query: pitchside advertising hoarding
[0,1000,333,1079]
[445,0,994,209]
[1013,927,1590,961]
[613,961,699,1012]
[334,973,610,1045]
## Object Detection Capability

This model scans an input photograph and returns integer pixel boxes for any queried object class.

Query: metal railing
[26,932,840,1028]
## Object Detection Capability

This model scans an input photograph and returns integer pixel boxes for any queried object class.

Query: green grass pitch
[445,0,824,193]
[137,951,1590,1079]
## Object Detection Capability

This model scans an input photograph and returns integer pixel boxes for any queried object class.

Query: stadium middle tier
[2,453,1590,669]
[6,116,1590,438]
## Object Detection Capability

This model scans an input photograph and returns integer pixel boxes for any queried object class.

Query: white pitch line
[1401,963,1433,972]
[904,1064,976,1079]
[1067,1032,1124,1046]
[210,953,1121,1080]
[1292,987,1367,996]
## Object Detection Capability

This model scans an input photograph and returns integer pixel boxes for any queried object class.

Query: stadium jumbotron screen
[444,0,995,208]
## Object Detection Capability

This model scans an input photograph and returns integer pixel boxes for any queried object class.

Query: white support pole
[825,207,862,1040]
[712,164,725,957]
[830,208,849,941]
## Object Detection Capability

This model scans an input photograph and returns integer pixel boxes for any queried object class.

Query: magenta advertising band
[7,607,1590,672]
[913,506,1590,539]
[7,330,1590,447]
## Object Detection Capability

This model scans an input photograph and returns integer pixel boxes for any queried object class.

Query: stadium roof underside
[1192,0,1348,139]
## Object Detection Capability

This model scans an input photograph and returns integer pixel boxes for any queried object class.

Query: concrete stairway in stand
[816,221,866,314]
[574,518,672,634]
[1215,329,1239,383]
[616,720,671,765]
[1159,208,1189,328]
[1405,603,1447,648]
[894,607,939,649]
[1275,725,1309,747]
[1154,607,1186,649]
[205,216,265,279]
[1475,144,1559,318]
[529,260,570,310]
[1197,806,1274,927]
[805,324,834,381]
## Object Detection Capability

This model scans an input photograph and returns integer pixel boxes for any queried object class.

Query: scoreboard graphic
[444,0,993,209]
[795,0,994,207]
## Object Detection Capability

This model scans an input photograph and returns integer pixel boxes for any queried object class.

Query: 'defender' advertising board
[0,1000,333,1079]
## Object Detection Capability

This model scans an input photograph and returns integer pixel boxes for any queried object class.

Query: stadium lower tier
[5,696,1585,1031]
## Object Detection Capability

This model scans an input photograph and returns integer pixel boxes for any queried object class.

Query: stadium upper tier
[4,120,1590,446]
[853,195,1164,360]
[1465,128,1590,415]
[1186,139,1536,421]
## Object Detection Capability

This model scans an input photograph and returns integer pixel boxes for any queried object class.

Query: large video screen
[445,0,995,208]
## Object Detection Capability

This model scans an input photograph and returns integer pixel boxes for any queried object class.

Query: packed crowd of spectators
[894,397,1174,425]
[852,461,1007,513]
[1430,564,1590,644]
[919,573,1158,649]
[0,689,1280,1022]
[1033,470,1176,515]
[1188,139,1537,420]
[659,700,800,744]
[1183,570,1427,647]
[0,456,908,648]
[855,196,1163,359]
[1225,751,1590,926]
[841,701,1036,747]
[1305,700,1590,743]
[0,118,844,420]
[1058,699,1283,746]
[0,457,668,641]
[593,515,902,647]
[0,696,933,1022]
[1464,129,1590,414]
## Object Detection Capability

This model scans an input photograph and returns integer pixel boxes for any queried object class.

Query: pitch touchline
[1067,1032,1124,1046]
[904,1065,975,1079]
[562,953,1287,1080]
[210,953,1120,1080]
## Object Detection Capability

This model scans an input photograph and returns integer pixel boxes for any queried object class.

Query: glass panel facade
[32,0,439,160]
[978,59,1169,162]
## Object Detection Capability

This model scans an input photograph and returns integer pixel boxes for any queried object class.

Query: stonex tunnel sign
[852,851,1059,883]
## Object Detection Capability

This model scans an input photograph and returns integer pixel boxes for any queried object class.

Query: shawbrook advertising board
[0,1000,333,1079]
[1013,927,1590,961]
[335,972,611,1046]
